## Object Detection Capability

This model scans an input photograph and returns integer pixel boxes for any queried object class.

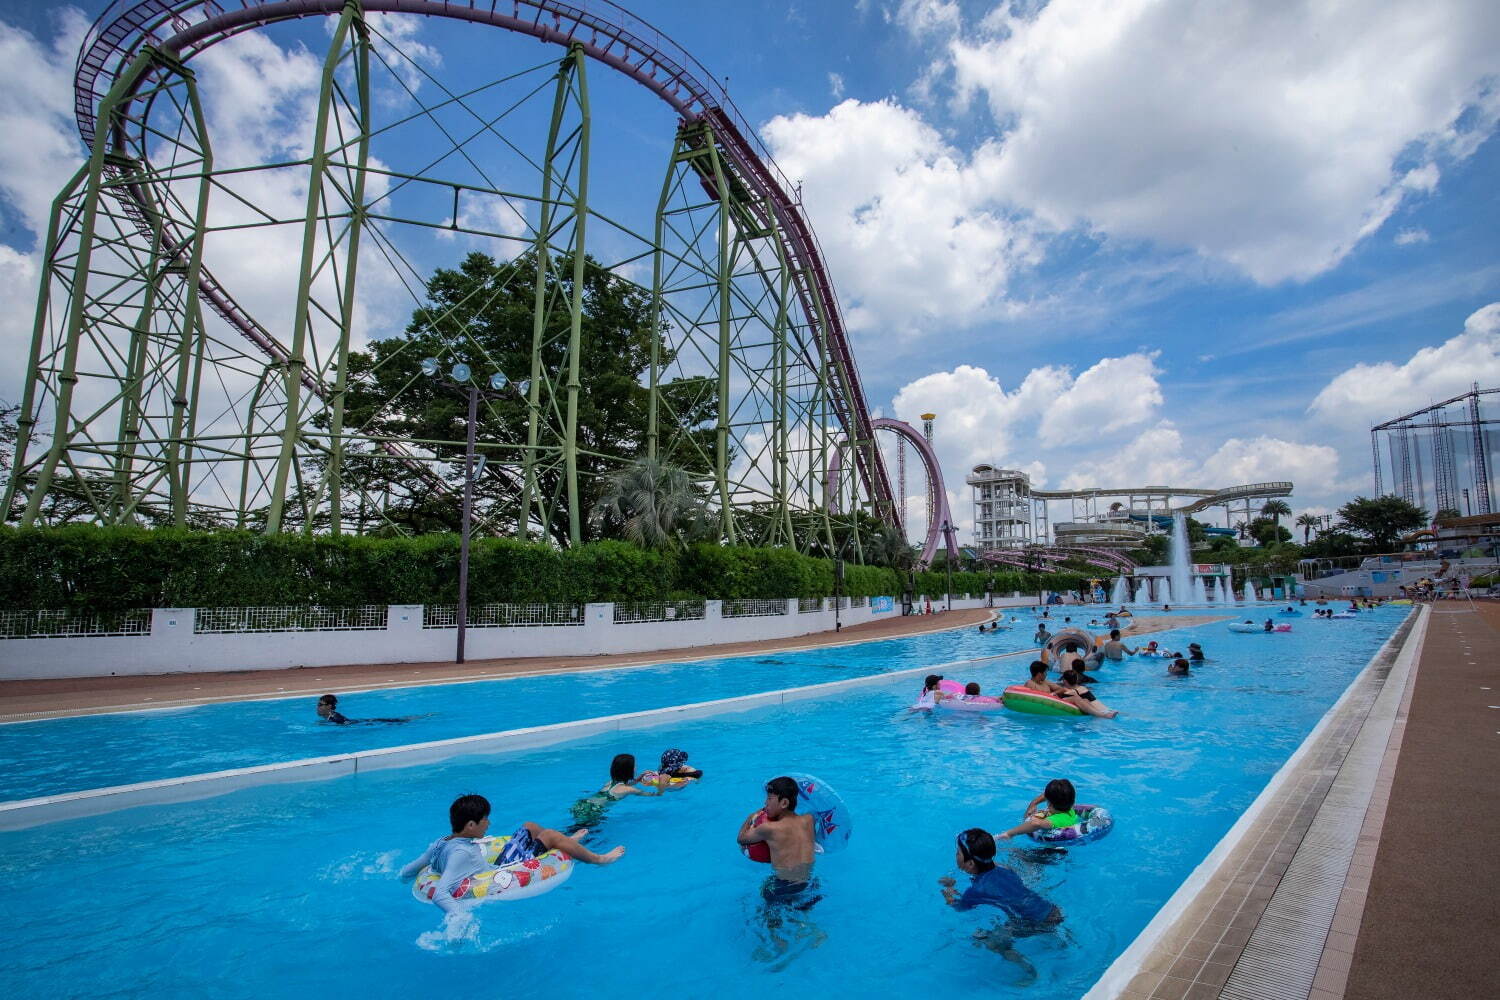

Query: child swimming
[939,828,1062,975]
[657,748,702,781]
[996,779,1080,840]
[399,794,623,914]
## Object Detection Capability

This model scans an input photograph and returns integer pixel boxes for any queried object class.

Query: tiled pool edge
[0,648,1031,831]
[1082,606,1426,1000]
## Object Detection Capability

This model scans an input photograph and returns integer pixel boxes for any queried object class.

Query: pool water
[1,616,1039,801]
[0,608,1407,999]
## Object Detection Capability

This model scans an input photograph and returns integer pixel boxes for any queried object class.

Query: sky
[1,0,1498,544]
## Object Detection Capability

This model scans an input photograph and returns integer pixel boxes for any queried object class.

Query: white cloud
[888,353,1161,490]
[1038,352,1162,446]
[762,99,1036,337]
[893,0,961,39]
[1308,301,1500,427]
[1394,227,1431,246]
[1196,436,1341,488]
[949,0,1500,283]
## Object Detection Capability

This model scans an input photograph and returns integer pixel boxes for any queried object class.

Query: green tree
[1295,512,1320,544]
[1435,507,1461,521]
[1260,499,1291,530]
[0,402,17,477]
[1250,516,1292,546]
[338,250,713,543]
[595,457,710,550]
[1185,516,1208,545]
[1334,495,1429,550]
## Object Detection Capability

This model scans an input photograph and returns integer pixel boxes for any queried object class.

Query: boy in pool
[315,693,420,726]
[939,828,1062,975]
[1168,657,1191,676]
[399,794,624,914]
[1101,629,1137,661]
[1022,660,1067,696]
[996,779,1080,840]
[738,776,822,957]
[1187,643,1205,662]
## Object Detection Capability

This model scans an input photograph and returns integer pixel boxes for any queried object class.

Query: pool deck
[0,611,1218,722]
[1110,601,1500,1000]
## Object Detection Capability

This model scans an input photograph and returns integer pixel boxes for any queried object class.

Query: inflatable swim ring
[1228,622,1262,633]
[1274,624,1292,632]
[410,834,574,905]
[743,772,853,863]
[1043,628,1095,666]
[638,769,696,790]
[1278,609,1302,617]
[1331,611,1358,619]
[1002,685,1083,717]
[937,695,1005,713]
[1026,804,1113,846]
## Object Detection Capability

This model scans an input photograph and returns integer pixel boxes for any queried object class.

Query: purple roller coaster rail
[72,0,897,523]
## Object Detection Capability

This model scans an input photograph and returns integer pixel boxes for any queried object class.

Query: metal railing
[194,605,389,634]
[614,600,707,624]
[722,599,790,618]
[797,598,824,613]
[423,603,584,629]
[0,608,151,640]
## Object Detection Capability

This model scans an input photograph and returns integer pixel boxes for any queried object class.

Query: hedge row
[0,525,1087,612]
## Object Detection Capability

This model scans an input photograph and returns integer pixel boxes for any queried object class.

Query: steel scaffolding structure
[1370,384,1498,517]
[4,0,896,548]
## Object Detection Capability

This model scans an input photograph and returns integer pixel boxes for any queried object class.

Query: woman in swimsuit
[1057,669,1118,719]
[568,753,661,832]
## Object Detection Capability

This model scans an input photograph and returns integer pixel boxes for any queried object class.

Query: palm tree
[1234,520,1250,540]
[595,457,709,549]
[1261,499,1292,531]
[1295,512,1320,544]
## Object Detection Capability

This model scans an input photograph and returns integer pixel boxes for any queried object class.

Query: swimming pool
[0,609,1408,999]
[1,616,1040,802]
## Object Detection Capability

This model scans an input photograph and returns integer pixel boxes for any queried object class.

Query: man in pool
[738,776,822,957]
[1033,622,1052,646]
[940,828,1062,977]
[399,793,624,914]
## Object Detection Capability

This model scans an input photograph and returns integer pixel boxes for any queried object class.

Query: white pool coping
[0,610,1010,724]
[0,647,1034,831]
[1079,604,1427,1000]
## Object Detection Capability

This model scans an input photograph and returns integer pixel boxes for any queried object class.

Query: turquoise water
[0,608,1406,999]
[1,616,1040,802]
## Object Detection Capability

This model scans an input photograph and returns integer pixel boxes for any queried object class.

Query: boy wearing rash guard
[399,794,623,913]
[997,778,1080,840]
[940,828,1062,971]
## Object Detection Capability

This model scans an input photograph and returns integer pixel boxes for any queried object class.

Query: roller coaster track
[73,0,896,526]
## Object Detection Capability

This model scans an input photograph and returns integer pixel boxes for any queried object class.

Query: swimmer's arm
[997,818,1047,840]
[620,783,660,797]
[736,811,770,846]
[1022,793,1045,819]
[398,839,440,881]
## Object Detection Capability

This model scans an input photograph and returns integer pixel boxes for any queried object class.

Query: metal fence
[722,598,790,618]
[614,600,707,624]
[422,604,584,629]
[797,598,824,613]
[194,605,389,634]
[0,608,151,640]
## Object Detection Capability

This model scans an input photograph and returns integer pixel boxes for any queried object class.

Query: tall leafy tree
[1260,499,1291,530]
[1334,495,1428,550]
[337,251,713,542]
[1295,512,1320,543]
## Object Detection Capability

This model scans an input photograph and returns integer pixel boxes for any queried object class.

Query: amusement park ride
[1,0,969,566]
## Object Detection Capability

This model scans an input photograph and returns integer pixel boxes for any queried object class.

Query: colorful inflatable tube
[1002,685,1083,717]
[410,834,574,905]
[1027,804,1114,846]
[638,769,697,790]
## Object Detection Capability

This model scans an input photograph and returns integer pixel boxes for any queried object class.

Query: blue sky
[1,0,1497,541]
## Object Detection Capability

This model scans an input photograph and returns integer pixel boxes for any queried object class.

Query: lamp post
[421,358,526,664]
[943,519,953,611]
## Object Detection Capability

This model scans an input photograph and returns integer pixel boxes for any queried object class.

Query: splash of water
[1111,575,1129,605]
[1169,514,1192,607]
[1133,580,1149,604]
[1243,580,1259,603]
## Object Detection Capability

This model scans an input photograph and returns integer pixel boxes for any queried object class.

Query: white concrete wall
[0,595,1007,680]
